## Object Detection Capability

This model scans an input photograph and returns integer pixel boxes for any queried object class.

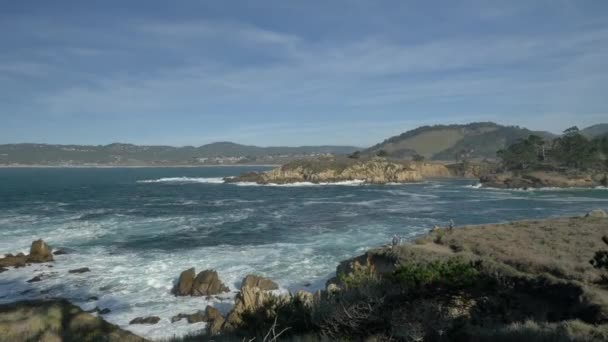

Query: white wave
[463,183,483,189]
[137,177,225,184]
[234,179,366,187]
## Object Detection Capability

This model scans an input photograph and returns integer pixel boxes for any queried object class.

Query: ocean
[1,167,607,339]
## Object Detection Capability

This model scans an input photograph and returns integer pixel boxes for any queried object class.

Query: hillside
[365,122,554,161]
[0,142,360,166]
[582,124,608,138]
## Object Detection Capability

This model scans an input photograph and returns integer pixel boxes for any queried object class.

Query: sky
[1,1,607,147]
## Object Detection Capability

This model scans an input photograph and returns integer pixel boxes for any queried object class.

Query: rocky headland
[226,157,456,185]
[480,170,607,189]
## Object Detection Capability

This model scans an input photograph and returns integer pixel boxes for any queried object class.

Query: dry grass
[0,299,147,342]
[413,216,608,283]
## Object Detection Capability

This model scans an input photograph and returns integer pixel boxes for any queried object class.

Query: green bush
[337,264,379,290]
[392,258,479,290]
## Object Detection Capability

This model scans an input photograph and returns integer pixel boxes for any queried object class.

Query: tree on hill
[348,151,361,159]
[550,127,599,169]
[376,149,389,157]
[412,153,425,162]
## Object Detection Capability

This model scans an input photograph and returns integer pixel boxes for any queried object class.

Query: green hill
[365,122,555,161]
[581,124,608,138]
[0,142,360,166]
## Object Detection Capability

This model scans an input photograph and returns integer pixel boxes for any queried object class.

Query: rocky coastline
[480,170,607,189]
[2,210,608,341]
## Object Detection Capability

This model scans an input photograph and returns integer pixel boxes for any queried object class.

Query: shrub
[337,264,379,290]
[392,258,480,290]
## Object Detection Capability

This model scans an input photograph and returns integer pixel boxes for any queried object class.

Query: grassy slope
[366,122,555,160]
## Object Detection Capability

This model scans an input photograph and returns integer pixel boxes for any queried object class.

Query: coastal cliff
[227,157,452,184]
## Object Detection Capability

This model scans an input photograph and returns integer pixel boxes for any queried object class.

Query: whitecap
[137,177,225,184]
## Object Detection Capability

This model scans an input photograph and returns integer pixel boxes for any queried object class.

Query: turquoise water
[1,167,607,339]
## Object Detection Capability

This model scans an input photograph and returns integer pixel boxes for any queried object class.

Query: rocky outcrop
[173,268,229,296]
[0,299,148,342]
[240,274,279,291]
[480,171,604,189]
[191,270,230,296]
[226,158,455,185]
[129,316,160,325]
[0,239,55,271]
[205,306,225,336]
[28,239,54,263]
[587,209,608,218]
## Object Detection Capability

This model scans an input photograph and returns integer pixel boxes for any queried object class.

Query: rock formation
[28,239,54,263]
[173,268,229,296]
[240,274,279,291]
[227,157,454,185]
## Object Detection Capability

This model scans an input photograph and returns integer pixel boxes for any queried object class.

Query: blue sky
[1,1,607,146]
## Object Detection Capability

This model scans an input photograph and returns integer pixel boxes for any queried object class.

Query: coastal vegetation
[481,127,608,188]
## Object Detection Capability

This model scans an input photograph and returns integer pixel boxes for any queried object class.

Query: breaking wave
[137,177,225,184]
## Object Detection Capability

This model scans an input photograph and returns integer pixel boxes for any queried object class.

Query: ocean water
[1,167,607,340]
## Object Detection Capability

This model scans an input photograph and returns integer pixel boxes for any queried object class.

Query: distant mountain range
[365,122,607,161]
[0,142,360,166]
[2,122,606,166]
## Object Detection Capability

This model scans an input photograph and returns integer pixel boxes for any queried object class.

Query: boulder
[173,268,196,296]
[28,239,53,263]
[191,270,229,296]
[205,306,225,336]
[68,267,90,274]
[129,316,160,325]
[587,209,608,218]
[240,274,279,291]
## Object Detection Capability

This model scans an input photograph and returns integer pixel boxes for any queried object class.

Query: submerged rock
[68,267,90,274]
[53,249,69,255]
[240,274,279,291]
[27,275,43,283]
[28,239,53,263]
[129,316,160,325]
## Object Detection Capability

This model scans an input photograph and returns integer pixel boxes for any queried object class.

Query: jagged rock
[240,274,279,291]
[28,239,53,263]
[129,316,160,325]
[191,270,229,296]
[224,286,290,331]
[586,209,608,218]
[205,306,225,336]
[69,267,90,274]
[173,268,196,296]
[87,296,99,301]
